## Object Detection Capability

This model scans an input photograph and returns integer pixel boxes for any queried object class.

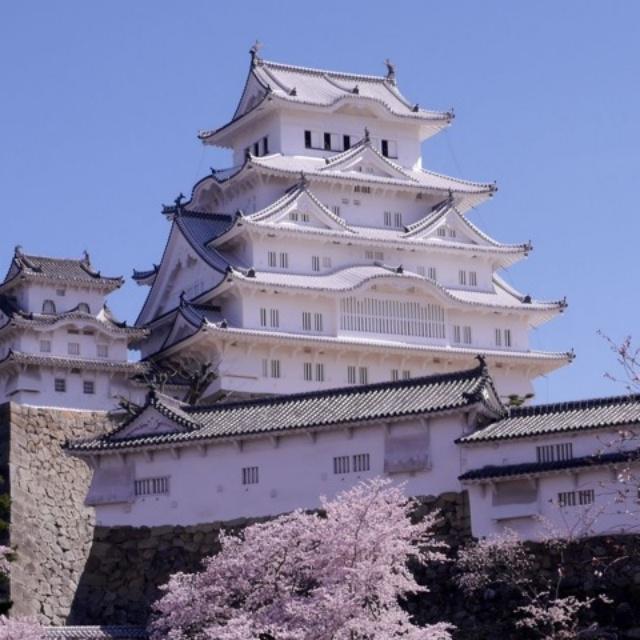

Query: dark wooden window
[304,130,312,148]
[381,139,389,157]
[324,132,332,150]
[343,135,351,150]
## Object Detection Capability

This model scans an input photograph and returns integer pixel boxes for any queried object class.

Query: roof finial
[299,171,308,188]
[249,40,263,66]
[14,245,23,258]
[82,249,91,264]
[475,354,488,371]
[363,127,371,143]
[384,58,396,85]
[174,193,185,210]
[179,290,186,305]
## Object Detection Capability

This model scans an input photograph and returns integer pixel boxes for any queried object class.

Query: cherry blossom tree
[150,478,453,640]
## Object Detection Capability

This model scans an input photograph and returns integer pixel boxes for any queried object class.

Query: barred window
[271,359,281,379]
[302,311,312,331]
[54,378,66,393]
[279,252,289,269]
[322,256,332,268]
[391,368,399,381]
[303,362,313,381]
[347,365,357,385]
[428,266,437,281]
[537,443,573,463]
[437,227,446,238]
[558,491,576,508]
[242,467,259,485]
[358,366,368,385]
[402,370,411,380]
[83,380,95,395]
[333,456,350,474]
[68,342,80,356]
[270,309,279,328]
[260,308,268,327]
[315,363,325,382]
[312,256,320,272]
[463,326,472,345]
[384,211,392,227]
[353,453,370,473]
[268,251,277,267]
[579,489,595,506]
[458,270,467,286]
[340,296,445,339]
[134,476,169,497]
[394,212,403,228]
[469,271,477,287]
[314,313,323,332]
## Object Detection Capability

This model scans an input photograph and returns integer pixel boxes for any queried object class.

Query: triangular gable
[233,66,271,120]
[248,184,355,233]
[113,405,191,441]
[321,141,417,182]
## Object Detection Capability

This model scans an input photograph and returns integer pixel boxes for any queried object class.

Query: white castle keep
[5,50,640,542]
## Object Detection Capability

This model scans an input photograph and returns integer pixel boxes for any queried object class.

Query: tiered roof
[1,247,123,293]
[65,361,504,454]
[0,350,147,375]
[199,57,453,147]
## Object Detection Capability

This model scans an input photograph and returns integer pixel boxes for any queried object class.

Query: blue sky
[2,1,638,403]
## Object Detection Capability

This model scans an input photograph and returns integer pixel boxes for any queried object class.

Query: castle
[2,47,639,580]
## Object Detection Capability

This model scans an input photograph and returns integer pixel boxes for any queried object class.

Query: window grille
[300,213,310,222]
[242,466,259,485]
[316,363,325,382]
[353,199,361,206]
[358,366,368,385]
[302,311,312,331]
[304,362,313,381]
[558,491,577,508]
[54,378,66,393]
[289,211,299,221]
[314,313,323,332]
[354,185,371,194]
[453,325,461,343]
[448,228,457,238]
[384,211,392,227]
[322,256,332,268]
[270,309,279,328]
[469,271,477,287]
[333,456,350,474]
[271,359,281,379]
[340,297,446,339]
[268,251,277,267]
[331,205,341,217]
[579,489,595,505]
[537,443,573,463]
[40,340,51,353]
[312,256,320,272]
[402,370,411,380]
[134,476,170,497]
[463,326,472,345]
[260,308,267,327]
[83,381,95,395]
[394,212,403,228]
[353,453,370,473]
[437,227,446,238]
[504,329,512,347]
[458,270,467,286]
[279,252,289,269]
[347,366,357,385]
[495,328,502,347]
[68,342,80,356]
[428,267,437,280]
[56,288,66,297]
[262,359,268,377]
[391,369,399,381]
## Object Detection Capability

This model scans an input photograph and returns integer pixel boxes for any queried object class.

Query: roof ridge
[260,59,389,83]
[186,363,487,415]
[510,392,640,417]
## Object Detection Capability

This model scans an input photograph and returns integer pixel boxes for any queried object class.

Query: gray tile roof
[459,393,640,443]
[175,211,234,274]
[0,350,147,374]
[2,248,123,291]
[459,448,640,482]
[65,361,505,454]
[46,627,148,639]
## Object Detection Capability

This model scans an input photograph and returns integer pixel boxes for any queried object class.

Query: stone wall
[0,402,118,624]
[70,492,471,625]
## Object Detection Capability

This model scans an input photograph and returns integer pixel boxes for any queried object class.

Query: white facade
[0,248,146,410]
[133,53,571,402]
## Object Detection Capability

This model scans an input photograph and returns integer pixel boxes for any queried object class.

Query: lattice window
[134,476,170,497]
[333,456,350,475]
[242,467,259,485]
[340,297,445,339]
[83,381,95,395]
[537,443,573,463]
[54,378,66,393]
[347,366,357,385]
[303,362,313,381]
[353,453,370,473]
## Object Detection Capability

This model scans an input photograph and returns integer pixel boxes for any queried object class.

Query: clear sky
[2,1,638,403]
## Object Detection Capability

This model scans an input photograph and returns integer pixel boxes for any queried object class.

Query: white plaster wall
[22,283,106,316]
[91,413,466,527]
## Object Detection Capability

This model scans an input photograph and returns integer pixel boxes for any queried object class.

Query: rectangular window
[394,212,403,228]
[83,380,95,395]
[463,326,472,345]
[304,130,312,148]
[312,256,320,272]
[302,311,312,331]
[353,453,370,473]
[381,139,389,157]
[40,340,51,353]
[428,267,437,281]
[458,270,467,286]
[437,227,447,237]
[268,251,277,267]
[347,365,357,385]
[279,252,289,269]
[68,342,80,356]
[353,199,361,206]
[402,370,411,380]
[358,366,368,385]
[97,344,109,358]
[262,358,268,377]
[316,363,325,382]
[270,309,279,328]
[322,256,332,268]
[324,132,332,150]
[579,489,595,506]
[261,136,269,155]
[343,134,351,150]
[558,491,577,508]
[331,205,341,217]
[448,228,457,238]
[314,313,323,332]
[536,443,573,463]
[54,378,66,393]
[495,328,502,347]
[391,368,399,381]
[253,141,260,156]
[304,362,313,381]
[354,185,371,194]
[242,466,259,485]
[134,476,170,497]
[271,359,281,379]
[289,211,299,221]
[333,456,350,475]
[469,271,478,287]
[453,325,461,344]
[260,308,268,327]
[56,288,66,297]
[504,329,512,347]
[384,211,392,227]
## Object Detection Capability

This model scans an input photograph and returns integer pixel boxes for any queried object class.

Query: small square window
[83,381,95,395]
[54,378,66,393]
[40,340,52,353]
[97,344,109,358]
[242,466,259,485]
[68,342,80,356]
